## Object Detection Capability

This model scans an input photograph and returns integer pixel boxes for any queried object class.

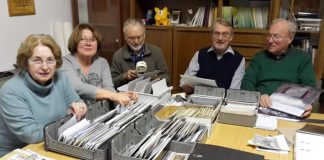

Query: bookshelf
[129,0,324,91]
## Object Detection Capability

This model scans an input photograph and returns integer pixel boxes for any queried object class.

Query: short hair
[68,23,103,54]
[123,18,145,35]
[270,18,297,36]
[16,34,62,70]
[212,18,234,33]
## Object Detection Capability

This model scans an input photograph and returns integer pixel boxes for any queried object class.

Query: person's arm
[241,55,259,91]
[298,55,316,88]
[0,87,44,144]
[111,52,130,87]
[229,57,245,89]
[180,51,200,87]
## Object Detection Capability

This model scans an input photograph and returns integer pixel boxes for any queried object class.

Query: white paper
[255,114,278,130]
[180,75,217,87]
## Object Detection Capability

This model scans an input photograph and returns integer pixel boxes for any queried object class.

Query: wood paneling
[172,28,211,92]
[145,26,173,85]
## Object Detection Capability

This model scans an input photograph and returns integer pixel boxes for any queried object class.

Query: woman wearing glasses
[0,34,87,157]
[61,23,137,107]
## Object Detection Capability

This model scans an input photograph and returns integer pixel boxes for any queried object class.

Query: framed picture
[170,11,181,25]
[7,0,35,16]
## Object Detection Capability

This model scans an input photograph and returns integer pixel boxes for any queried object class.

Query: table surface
[2,109,323,160]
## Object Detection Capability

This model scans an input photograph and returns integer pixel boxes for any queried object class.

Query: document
[180,75,217,87]
[269,83,322,117]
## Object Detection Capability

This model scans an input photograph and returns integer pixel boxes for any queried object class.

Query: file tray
[44,102,113,160]
[111,123,196,160]
[218,89,260,127]
[117,78,172,104]
[189,86,225,106]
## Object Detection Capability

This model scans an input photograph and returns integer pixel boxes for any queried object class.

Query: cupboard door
[72,0,130,64]
[145,26,173,86]
[172,28,211,92]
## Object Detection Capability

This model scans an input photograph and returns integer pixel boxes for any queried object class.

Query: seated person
[241,18,316,117]
[0,34,87,157]
[180,18,245,94]
[111,18,170,87]
[61,23,137,106]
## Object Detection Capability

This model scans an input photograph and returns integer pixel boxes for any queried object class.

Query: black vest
[196,47,243,89]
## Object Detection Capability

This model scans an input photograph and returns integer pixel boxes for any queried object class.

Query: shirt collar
[266,47,291,60]
[207,46,235,55]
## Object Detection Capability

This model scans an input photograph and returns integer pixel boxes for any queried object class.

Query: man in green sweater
[241,18,316,117]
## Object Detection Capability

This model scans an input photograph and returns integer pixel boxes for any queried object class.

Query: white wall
[0,0,72,72]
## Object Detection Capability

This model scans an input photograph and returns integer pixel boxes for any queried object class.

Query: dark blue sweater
[197,47,243,89]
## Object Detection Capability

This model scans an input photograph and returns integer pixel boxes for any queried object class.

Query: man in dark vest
[180,18,245,94]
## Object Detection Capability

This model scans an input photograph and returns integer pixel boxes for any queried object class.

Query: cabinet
[130,0,324,92]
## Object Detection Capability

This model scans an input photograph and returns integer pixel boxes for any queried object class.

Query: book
[269,83,322,117]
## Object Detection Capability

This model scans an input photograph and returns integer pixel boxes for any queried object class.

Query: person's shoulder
[289,47,309,57]
[0,74,23,94]
[113,46,127,58]
[145,43,162,51]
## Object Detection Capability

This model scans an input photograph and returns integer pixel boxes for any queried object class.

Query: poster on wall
[7,0,35,16]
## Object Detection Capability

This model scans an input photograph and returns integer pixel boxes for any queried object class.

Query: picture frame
[7,0,36,17]
[170,11,181,25]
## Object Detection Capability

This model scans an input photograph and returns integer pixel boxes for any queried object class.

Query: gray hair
[212,18,233,33]
[270,18,297,36]
[123,18,145,34]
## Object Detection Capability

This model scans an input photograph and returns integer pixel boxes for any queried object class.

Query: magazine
[269,83,322,117]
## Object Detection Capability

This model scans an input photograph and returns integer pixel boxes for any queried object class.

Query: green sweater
[241,47,316,95]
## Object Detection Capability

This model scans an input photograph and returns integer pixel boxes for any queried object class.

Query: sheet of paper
[255,114,277,130]
[180,75,217,87]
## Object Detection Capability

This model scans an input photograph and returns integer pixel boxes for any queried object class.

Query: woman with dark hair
[0,34,87,156]
[61,23,137,106]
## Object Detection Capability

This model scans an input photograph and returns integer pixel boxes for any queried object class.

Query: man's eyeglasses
[28,58,56,66]
[212,31,232,38]
[79,38,97,44]
[267,34,289,41]
[126,35,144,42]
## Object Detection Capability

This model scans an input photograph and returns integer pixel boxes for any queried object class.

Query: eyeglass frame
[212,31,232,38]
[28,57,57,66]
[79,37,97,45]
[126,34,145,42]
[267,33,292,41]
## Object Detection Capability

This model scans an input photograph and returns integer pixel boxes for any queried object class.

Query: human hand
[260,94,272,107]
[70,102,87,121]
[126,91,138,102]
[181,84,194,95]
[111,92,133,106]
[123,69,138,80]
[302,105,312,117]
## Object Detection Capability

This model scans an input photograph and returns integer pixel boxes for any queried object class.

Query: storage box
[111,106,207,160]
[218,89,260,127]
[44,102,116,160]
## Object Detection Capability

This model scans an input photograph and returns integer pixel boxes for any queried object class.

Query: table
[2,111,323,160]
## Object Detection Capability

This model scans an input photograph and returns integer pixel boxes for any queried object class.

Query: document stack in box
[218,89,260,127]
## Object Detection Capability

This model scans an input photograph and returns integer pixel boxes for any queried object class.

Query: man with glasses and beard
[180,18,245,94]
[241,18,316,117]
[111,18,170,87]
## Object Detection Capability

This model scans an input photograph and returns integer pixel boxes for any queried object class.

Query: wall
[0,0,72,72]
